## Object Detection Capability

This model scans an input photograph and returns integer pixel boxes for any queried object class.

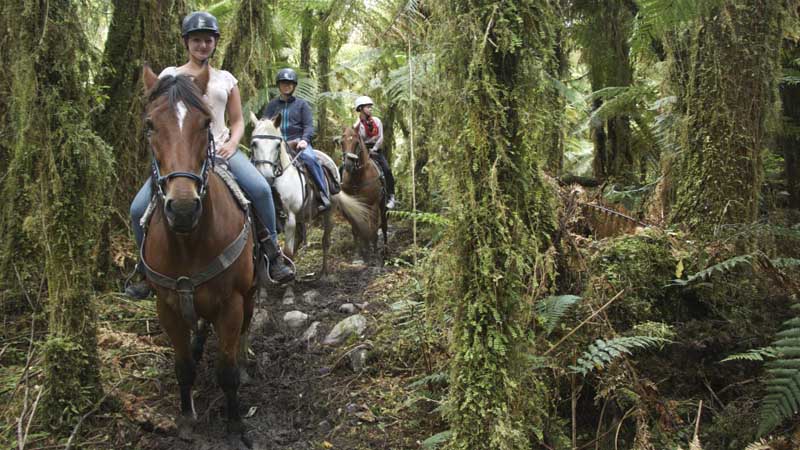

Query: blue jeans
[297,146,328,195]
[130,150,279,249]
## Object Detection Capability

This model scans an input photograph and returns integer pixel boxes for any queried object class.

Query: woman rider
[126,11,294,299]
[260,68,331,212]
[353,96,396,209]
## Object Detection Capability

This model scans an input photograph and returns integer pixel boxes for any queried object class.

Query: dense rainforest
[1,0,800,449]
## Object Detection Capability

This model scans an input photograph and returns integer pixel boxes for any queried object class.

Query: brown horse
[340,126,388,263]
[141,65,254,449]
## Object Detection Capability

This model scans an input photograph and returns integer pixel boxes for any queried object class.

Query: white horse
[249,113,370,285]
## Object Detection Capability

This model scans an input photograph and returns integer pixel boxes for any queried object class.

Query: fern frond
[407,371,448,389]
[535,295,582,335]
[421,430,452,449]
[388,209,450,227]
[744,438,772,450]
[758,312,800,436]
[721,347,777,363]
[671,254,755,286]
[570,336,670,375]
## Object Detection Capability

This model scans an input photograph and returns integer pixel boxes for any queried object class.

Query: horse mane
[147,74,211,117]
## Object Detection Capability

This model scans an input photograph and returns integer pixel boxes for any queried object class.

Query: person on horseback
[260,68,331,212]
[354,96,396,209]
[126,11,294,299]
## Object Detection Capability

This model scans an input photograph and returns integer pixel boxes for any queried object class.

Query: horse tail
[332,192,372,237]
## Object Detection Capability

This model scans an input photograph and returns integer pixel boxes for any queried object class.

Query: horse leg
[214,293,251,449]
[191,319,210,363]
[321,211,332,278]
[156,299,196,441]
[237,289,255,385]
[284,213,297,261]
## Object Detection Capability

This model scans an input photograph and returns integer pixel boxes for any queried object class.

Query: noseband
[148,127,216,201]
[251,134,286,178]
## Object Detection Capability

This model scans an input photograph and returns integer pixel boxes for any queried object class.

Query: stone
[302,289,321,305]
[349,347,369,372]
[323,314,367,346]
[339,303,357,314]
[301,321,320,342]
[283,311,308,329]
[249,308,270,333]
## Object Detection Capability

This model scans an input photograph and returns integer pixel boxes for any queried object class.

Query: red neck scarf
[360,116,379,139]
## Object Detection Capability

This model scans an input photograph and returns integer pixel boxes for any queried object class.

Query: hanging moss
[221,0,274,109]
[1,0,113,429]
[671,0,784,237]
[431,1,560,448]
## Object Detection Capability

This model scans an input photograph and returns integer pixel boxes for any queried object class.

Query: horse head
[340,126,367,175]
[142,64,212,233]
[250,112,290,185]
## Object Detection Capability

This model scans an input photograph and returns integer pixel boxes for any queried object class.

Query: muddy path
[113,221,414,450]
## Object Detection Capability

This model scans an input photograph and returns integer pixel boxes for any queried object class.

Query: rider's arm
[372,117,384,152]
[300,101,315,144]
[225,85,245,150]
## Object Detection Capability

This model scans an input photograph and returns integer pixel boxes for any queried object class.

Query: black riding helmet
[276,68,299,85]
[182,11,220,37]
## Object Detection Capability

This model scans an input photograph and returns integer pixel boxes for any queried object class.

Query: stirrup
[264,252,296,284]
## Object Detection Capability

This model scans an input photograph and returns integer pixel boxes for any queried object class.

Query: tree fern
[535,295,582,335]
[570,336,670,375]
[758,305,800,436]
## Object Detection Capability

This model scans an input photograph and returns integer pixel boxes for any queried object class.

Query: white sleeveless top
[159,66,238,146]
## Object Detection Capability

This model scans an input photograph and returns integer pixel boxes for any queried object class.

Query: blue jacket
[260,96,315,144]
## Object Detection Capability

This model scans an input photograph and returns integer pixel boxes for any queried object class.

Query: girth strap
[140,217,251,331]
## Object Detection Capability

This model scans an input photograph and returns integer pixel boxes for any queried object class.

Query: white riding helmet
[354,96,374,111]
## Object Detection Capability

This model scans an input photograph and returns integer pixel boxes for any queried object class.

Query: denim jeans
[297,146,328,195]
[130,150,279,249]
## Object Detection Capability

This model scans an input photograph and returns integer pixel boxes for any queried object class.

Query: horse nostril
[193,198,202,213]
[165,199,174,214]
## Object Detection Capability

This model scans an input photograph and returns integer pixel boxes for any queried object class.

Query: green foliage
[422,430,453,449]
[758,306,800,436]
[570,336,671,375]
[535,295,581,335]
[721,347,778,363]
[671,254,756,286]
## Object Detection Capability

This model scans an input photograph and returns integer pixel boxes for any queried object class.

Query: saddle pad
[214,164,250,211]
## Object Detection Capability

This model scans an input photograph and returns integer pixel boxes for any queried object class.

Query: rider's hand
[217,141,237,159]
[297,140,308,150]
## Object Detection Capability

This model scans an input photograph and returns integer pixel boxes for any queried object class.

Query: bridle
[342,133,367,173]
[251,134,286,178]
[148,126,216,201]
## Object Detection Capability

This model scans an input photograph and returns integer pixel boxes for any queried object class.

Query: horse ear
[272,113,282,129]
[193,63,210,94]
[249,111,259,127]
[142,65,158,92]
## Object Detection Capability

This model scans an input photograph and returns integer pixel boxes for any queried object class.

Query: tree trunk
[671,0,783,236]
[780,42,800,209]
[221,0,273,104]
[315,14,332,153]
[96,0,186,213]
[1,0,114,429]
[433,0,559,448]
[579,0,637,184]
[299,8,314,73]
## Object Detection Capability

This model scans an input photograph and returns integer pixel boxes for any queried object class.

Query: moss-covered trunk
[221,0,273,106]
[780,42,800,209]
[1,0,113,428]
[315,14,332,154]
[432,0,559,447]
[671,0,783,236]
[578,0,637,184]
[96,0,186,214]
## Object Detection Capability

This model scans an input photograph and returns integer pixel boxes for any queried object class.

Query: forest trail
[103,220,416,450]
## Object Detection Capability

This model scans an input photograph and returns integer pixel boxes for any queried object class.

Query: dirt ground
[93,219,431,450]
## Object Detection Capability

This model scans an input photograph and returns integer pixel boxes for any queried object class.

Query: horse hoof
[176,415,195,441]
